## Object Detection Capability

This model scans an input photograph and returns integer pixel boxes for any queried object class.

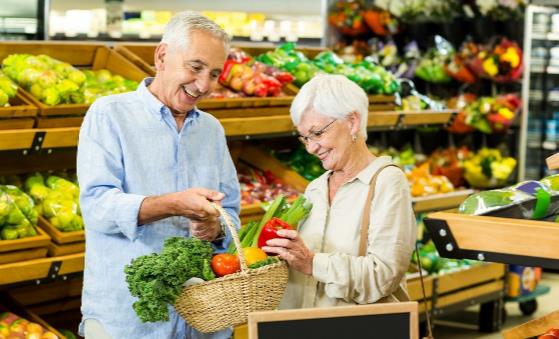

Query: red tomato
[546,329,559,337]
[211,254,240,277]
[538,335,558,339]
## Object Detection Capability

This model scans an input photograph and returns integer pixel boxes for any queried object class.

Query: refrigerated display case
[0,0,47,40]
[47,0,327,46]
[519,4,559,180]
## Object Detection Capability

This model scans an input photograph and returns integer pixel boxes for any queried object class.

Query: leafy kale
[124,237,214,322]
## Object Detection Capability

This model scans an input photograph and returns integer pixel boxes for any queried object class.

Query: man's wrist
[212,218,226,242]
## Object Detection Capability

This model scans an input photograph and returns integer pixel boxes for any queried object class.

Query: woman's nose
[305,139,320,154]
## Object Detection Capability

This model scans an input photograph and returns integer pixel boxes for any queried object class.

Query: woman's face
[297,110,354,171]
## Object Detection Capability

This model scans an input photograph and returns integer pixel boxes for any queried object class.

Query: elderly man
[77,12,240,339]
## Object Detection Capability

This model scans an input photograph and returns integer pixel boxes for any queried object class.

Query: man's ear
[154,43,168,72]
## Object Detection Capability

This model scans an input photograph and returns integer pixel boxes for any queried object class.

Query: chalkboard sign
[248,302,419,339]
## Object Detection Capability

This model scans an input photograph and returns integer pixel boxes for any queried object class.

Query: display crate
[235,143,309,224]
[502,309,559,339]
[0,118,35,130]
[424,212,559,269]
[0,41,149,117]
[114,43,298,113]
[0,90,40,130]
[0,227,50,265]
[0,90,39,119]
[8,276,83,335]
[0,252,84,285]
[431,263,506,333]
[435,263,505,300]
[114,43,395,112]
[35,116,84,128]
[38,216,84,256]
[0,293,67,339]
[407,274,435,313]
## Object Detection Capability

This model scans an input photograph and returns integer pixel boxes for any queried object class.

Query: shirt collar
[308,155,394,193]
[354,156,394,184]
[137,77,200,121]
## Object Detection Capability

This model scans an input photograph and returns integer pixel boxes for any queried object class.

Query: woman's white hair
[161,11,230,52]
[290,74,369,139]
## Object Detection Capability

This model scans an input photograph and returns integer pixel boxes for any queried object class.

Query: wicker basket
[175,204,289,333]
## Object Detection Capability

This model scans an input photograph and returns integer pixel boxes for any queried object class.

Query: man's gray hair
[290,74,369,139]
[161,11,230,51]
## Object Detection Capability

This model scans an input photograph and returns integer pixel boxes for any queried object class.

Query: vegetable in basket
[226,194,312,254]
[124,237,214,322]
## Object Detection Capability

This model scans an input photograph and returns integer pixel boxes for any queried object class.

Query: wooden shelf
[424,212,559,269]
[0,129,37,151]
[0,252,84,285]
[368,109,457,129]
[412,189,474,213]
[0,109,458,149]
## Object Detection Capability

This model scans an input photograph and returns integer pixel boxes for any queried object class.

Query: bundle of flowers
[467,38,523,83]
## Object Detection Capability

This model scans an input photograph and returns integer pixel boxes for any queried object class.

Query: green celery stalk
[227,221,256,254]
[249,195,286,248]
[283,200,312,229]
[278,196,304,220]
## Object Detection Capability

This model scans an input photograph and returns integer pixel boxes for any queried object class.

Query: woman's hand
[261,229,314,275]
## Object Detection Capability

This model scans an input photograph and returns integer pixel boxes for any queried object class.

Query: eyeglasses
[298,119,336,145]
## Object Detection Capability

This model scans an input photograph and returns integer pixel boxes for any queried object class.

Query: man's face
[153,30,227,114]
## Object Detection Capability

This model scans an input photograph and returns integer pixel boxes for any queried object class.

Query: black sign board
[248,302,419,339]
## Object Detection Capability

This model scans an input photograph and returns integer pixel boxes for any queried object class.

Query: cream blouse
[279,156,417,309]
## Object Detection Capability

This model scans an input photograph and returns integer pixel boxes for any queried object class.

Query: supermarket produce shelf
[368,109,457,129]
[424,212,559,269]
[0,110,458,150]
[412,189,474,213]
[0,128,79,152]
[0,252,84,286]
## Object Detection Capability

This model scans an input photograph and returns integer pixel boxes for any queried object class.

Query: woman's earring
[351,134,357,143]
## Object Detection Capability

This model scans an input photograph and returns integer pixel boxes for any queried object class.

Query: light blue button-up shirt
[77,78,240,339]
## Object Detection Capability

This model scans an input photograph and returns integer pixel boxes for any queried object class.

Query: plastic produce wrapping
[540,174,559,193]
[414,35,454,83]
[0,188,38,240]
[0,70,18,106]
[24,173,84,232]
[459,180,559,221]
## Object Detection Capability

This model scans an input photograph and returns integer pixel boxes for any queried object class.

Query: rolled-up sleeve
[312,167,416,304]
[77,100,146,241]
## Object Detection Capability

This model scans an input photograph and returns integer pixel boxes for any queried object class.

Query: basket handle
[211,203,248,272]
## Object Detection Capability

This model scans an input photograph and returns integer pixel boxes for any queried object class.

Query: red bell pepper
[257,217,293,248]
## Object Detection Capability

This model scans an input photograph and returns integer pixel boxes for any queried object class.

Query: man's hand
[138,188,224,226]
[171,188,224,221]
[190,217,221,241]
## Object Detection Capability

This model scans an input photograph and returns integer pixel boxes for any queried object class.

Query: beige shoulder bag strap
[358,164,399,256]
[357,163,434,338]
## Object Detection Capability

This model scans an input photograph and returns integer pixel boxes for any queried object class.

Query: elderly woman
[262,74,416,308]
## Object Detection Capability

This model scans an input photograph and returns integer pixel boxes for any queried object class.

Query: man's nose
[195,75,211,94]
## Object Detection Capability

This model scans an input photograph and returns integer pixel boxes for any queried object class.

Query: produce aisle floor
[432,272,559,338]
